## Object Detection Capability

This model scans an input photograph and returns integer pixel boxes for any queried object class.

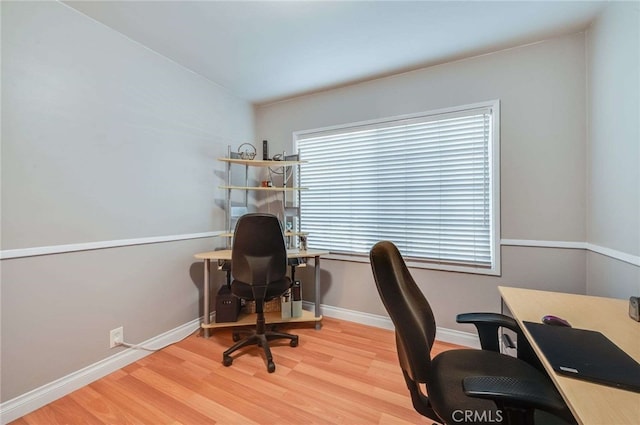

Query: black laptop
[523,321,640,393]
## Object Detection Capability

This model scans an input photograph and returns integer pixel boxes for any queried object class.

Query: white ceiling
[64,1,607,104]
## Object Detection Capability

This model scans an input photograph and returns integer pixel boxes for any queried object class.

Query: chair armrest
[456,313,519,352]
[456,313,543,370]
[456,312,520,332]
[463,376,576,424]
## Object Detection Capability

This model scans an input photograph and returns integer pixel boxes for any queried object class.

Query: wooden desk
[499,286,640,425]
[195,249,328,337]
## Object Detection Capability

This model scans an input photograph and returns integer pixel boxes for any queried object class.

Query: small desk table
[195,249,328,337]
[499,286,640,425]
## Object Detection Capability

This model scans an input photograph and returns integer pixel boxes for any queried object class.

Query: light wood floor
[12,318,461,425]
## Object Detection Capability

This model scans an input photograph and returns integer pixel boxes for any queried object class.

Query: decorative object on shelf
[268,152,296,187]
[245,298,281,314]
[292,280,302,317]
[237,142,256,160]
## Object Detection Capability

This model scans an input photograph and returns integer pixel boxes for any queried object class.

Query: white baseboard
[0,319,201,424]
[310,302,481,349]
[2,305,478,424]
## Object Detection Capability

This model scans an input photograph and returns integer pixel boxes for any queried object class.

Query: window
[295,101,500,275]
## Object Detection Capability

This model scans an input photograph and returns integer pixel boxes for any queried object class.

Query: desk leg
[314,255,322,330]
[203,259,210,338]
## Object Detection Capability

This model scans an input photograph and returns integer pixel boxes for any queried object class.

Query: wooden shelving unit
[218,148,308,249]
[202,309,322,330]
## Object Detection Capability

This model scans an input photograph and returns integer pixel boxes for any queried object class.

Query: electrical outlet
[109,326,124,348]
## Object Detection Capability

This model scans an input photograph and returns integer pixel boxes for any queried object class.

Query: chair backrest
[232,213,287,287]
[370,241,436,383]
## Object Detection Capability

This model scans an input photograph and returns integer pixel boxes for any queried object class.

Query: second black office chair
[370,241,575,425]
[222,213,298,373]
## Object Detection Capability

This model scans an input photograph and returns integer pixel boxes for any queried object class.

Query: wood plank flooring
[11,318,461,425]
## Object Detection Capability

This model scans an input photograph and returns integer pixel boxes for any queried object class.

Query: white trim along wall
[0,319,202,424]
[0,232,222,260]
[0,303,478,424]
[1,235,636,423]
[501,239,640,267]
[2,236,637,266]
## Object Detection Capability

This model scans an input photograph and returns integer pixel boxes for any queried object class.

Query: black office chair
[370,241,575,425]
[222,213,298,373]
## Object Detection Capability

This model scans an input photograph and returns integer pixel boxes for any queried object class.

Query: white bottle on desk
[281,289,292,319]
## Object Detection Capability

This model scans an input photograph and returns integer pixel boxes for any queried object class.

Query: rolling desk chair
[222,213,298,373]
[370,241,575,425]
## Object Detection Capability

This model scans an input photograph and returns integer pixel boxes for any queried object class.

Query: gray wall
[1,1,252,401]
[2,0,638,408]
[586,1,640,297]
[256,32,589,331]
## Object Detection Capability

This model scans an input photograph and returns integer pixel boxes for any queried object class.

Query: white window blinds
[296,102,499,272]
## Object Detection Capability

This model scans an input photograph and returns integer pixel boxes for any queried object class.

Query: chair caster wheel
[267,361,276,373]
[223,355,233,367]
[290,338,299,347]
[232,332,241,342]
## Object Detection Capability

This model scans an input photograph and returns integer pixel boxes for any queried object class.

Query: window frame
[293,100,501,276]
